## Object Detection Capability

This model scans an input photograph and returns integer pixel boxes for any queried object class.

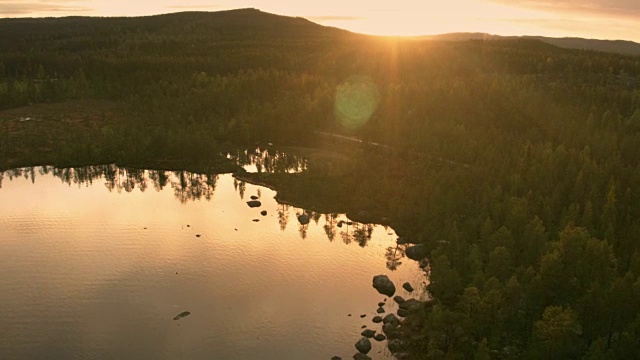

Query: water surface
[0,165,424,359]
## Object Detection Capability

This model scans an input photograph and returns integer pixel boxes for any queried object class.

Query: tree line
[1,9,640,358]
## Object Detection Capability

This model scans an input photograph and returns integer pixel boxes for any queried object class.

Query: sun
[307,1,556,37]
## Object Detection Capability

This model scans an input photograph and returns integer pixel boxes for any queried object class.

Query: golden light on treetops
[334,76,380,130]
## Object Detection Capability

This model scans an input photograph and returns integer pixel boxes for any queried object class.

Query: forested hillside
[2,9,640,359]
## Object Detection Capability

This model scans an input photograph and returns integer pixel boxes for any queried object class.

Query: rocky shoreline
[331,244,431,360]
[236,171,432,360]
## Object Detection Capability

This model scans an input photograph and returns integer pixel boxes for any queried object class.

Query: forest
[1,8,640,359]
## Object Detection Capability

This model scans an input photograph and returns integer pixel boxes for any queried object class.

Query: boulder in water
[298,214,310,225]
[382,313,400,327]
[374,334,386,342]
[361,329,376,338]
[402,282,414,292]
[173,311,191,320]
[354,337,372,354]
[405,244,428,260]
[372,275,396,297]
[353,353,372,360]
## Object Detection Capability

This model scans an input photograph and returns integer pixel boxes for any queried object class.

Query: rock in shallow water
[361,329,376,338]
[382,313,400,326]
[372,275,396,297]
[376,307,385,314]
[353,353,372,360]
[172,311,191,320]
[298,214,310,225]
[372,316,383,323]
[261,210,267,216]
[399,298,424,311]
[246,200,261,208]
[397,308,409,317]
[355,337,372,354]
[402,282,414,292]
[388,339,405,353]
[331,357,342,360]
[374,334,386,341]
[250,195,259,200]
[382,323,397,338]
[394,295,406,304]
[405,244,428,260]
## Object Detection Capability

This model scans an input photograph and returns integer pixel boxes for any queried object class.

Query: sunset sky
[1,0,639,42]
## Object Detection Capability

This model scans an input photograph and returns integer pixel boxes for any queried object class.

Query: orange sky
[1,0,639,42]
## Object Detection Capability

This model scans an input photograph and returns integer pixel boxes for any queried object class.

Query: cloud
[489,0,640,16]
[0,1,92,15]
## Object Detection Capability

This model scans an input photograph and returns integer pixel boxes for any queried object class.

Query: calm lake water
[0,164,425,360]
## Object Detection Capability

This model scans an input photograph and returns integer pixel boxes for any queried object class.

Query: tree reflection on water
[2,164,397,267]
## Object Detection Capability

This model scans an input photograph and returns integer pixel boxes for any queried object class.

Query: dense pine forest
[2,8,640,359]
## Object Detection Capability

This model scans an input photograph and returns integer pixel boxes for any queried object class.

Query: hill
[0,8,350,50]
[426,32,640,56]
[1,10,640,359]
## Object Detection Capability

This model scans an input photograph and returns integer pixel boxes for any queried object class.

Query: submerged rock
[397,308,409,317]
[172,311,191,320]
[353,353,372,360]
[331,357,342,360]
[261,210,267,216]
[372,316,383,323]
[382,323,397,338]
[298,214,310,225]
[402,282,414,292]
[374,333,386,341]
[399,298,424,311]
[388,339,405,353]
[383,313,400,327]
[246,200,261,208]
[376,307,385,314]
[372,275,396,297]
[377,302,385,307]
[252,219,260,222]
[355,338,372,354]
[361,329,376,338]
[394,295,406,304]
[405,244,428,261]
[250,195,259,200]
[396,236,409,245]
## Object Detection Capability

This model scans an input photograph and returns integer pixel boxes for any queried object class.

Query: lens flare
[334,76,380,130]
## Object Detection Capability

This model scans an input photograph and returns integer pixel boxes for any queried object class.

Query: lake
[0,163,425,359]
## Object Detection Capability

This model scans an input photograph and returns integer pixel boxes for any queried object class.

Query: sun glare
[314,1,555,37]
[2,0,639,41]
